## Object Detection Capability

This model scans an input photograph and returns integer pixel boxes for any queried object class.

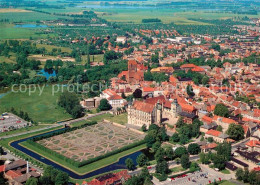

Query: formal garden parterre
[37,122,144,162]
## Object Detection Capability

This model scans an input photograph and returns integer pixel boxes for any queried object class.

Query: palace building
[127,95,198,128]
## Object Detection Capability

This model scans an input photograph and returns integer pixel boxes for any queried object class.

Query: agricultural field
[0,8,31,13]
[0,85,71,124]
[28,54,75,62]
[37,122,144,161]
[35,44,72,53]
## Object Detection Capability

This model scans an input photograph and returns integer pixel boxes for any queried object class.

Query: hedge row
[32,121,97,141]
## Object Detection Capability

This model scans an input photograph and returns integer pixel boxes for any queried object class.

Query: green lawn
[0,125,48,137]
[36,44,72,53]
[0,85,71,123]
[170,166,185,173]
[88,113,127,125]
[0,23,56,40]
[220,169,231,174]
[220,181,237,185]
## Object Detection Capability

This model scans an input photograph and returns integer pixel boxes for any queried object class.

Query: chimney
[26,161,29,174]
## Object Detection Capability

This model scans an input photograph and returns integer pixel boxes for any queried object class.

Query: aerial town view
[0,0,259,185]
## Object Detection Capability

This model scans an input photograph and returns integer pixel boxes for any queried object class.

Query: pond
[14,24,48,28]
[37,69,57,80]
[10,128,143,179]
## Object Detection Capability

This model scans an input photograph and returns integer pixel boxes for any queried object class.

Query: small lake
[14,24,48,28]
[10,128,143,179]
[37,69,57,80]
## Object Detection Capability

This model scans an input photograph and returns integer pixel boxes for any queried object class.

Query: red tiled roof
[143,87,155,92]
[5,170,22,179]
[132,101,154,113]
[180,64,197,69]
[246,140,260,147]
[206,129,221,137]
[202,115,213,124]
[201,142,218,150]
[0,165,4,173]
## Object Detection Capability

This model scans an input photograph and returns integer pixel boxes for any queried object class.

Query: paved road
[0,112,107,139]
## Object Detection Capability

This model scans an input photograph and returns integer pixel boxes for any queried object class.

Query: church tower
[155,100,162,125]
[171,99,180,118]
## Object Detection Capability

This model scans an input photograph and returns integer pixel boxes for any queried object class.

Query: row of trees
[236,168,260,185]
[25,166,69,185]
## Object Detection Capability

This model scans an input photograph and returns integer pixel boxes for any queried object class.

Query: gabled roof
[206,129,222,137]
[132,101,155,113]
[246,140,260,147]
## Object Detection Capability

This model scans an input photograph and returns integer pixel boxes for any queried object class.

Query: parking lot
[153,164,234,185]
[0,113,28,132]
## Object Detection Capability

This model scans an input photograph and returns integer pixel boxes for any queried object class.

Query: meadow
[0,85,71,123]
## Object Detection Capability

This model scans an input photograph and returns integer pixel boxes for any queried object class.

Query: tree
[25,177,38,185]
[170,133,180,143]
[181,154,190,169]
[152,141,161,153]
[0,147,4,155]
[186,84,195,97]
[136,153,148,167]
[55,171,69,185]
[188,143,201,155]
[156,160,168,174]
[214,104,229,117]
[0,172,7,185]
[155,147,165,162]
[243,169,249,183]
[125,158,135,171]
[98,99,111,111]
[213,155,225,170]
[176,117,184,128]
[236,168,244,181]
[216,142,231,161]
[58,92,84,118]
[39,176,52,185]
[190,162,200,172]
[165,146,174,160]
[141,124,147,132]
[226,123,244,141]
[207,137,214,143]
[133,89,142,99]
[202,76,209,85]
[216,125,223,132]
[174,147,187,158]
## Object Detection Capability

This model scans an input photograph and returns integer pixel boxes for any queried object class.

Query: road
[0,112,107,139]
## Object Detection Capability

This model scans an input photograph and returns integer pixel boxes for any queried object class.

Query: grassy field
[0,125,48,137]
[0,8,32,13]
[0,54,16,64]
[93,9,259,24]
[220,169,231,174]
[0,85,71,123]
[88,113,127,125]
[220,181,237,185]
[36,44,72,53]
[0,23,55,40]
